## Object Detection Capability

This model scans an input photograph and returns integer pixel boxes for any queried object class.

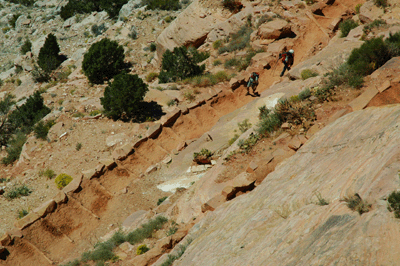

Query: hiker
[279,49,294,77]
[246,72,260,96]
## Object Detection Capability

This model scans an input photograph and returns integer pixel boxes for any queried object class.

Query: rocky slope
[1,0,400,265]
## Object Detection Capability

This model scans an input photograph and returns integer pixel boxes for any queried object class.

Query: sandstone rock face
[155,0,227,62]
[171,105,400,266]
[257,19,290,40]
[119,0,141,20]
[359,1,384,24]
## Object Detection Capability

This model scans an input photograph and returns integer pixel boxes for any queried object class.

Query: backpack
[281,52,293,64]
[251,72,259,79]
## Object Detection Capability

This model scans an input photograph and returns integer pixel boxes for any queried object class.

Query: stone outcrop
[155,0,227,62]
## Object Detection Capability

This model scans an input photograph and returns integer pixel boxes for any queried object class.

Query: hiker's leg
[280,64,288,77]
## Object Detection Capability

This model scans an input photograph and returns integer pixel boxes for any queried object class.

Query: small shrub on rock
[301,69,318,80]
[2,132,27,165]
[373,0,387,8]
[20,39,32,55]
[222,0,243,13]
[34,120,55,140]
[339,19,358,38]
[342,193,371,215]
[387,191,400,218]
[157,196,168,205]
[136,244,149,255]
[146,72,159,82]
[193,148,213,164]
[141,0,181,11]
[55,173,73,189]
[82,38,127,84]
[5,184,32,200]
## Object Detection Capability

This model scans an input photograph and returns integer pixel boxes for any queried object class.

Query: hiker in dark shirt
[246,72,260,96]
[279,49,294,77]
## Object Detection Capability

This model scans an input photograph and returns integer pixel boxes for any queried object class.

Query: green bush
[2,131,27,165]
[373,0,387,8]
[38,34,62,73]
[213,40,223,50]
[91,23,107,37]
[363,19,386,34]
[339,19,358,38]
[298,88,311,100]
[136,244,150,255]
[301,69,318,80]
[222,0,242,13]
[33,120,55,140]
[60,0,128,20]
[126,216,168,244]
[218,26,252,54]
[150,42,157,52]
[55,173,73,189]
[355,3,362,14]
[5,184,32,200]
[17,209,29,219]
[141,0,181,10]
[157,196,168,205]
[7,0,35,6]
[159,46,205,83]
[101,73,148,120]
[9,13,21,28]
[193,148,213,164]
[343,193,371,215]
[39,168,56,179]
[388,191,400,218]
[146,72,159,82]
[347,36,391,76]
[82,38,127,84]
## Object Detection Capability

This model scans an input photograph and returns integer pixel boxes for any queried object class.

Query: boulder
[119,0,141,20]
[112,143,134,161]
[53,191,67,204]
[14,212,41,230]
[106,133,128,147]
[146,123,162,139]
[62,174,82,194]
[160,108,181,127]
[33,199,57,218]
[359,1,384,24]
[155,0,227,63]
[0,234,11,246]
[257,19,290,40]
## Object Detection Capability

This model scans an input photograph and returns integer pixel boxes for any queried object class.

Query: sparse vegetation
[373,0,387,8]
[91,23,108,37]
[339,19,358,38]
[20,39,32,55]
[55,173,73,189]
[213,40,223,50]
[237,133,259,153]
[9,13,21,28]
[5,184,32,200]
[363,19,386,35]
[298,88,311,100]
[160,238,193,266]
[39,168,56,179]
[33,120,55,140]
[76,143,82,151]
[315,192,329,206]
[193,148,213,164]
[387,191,400,218]
[17,209,29,219]
[1,131,27,165]
[141,0,181,11]
[146,72,159,82]
[342,193,371,215]
[218,26,252,54]
[301,69,318,80]
[355,3,362,14]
